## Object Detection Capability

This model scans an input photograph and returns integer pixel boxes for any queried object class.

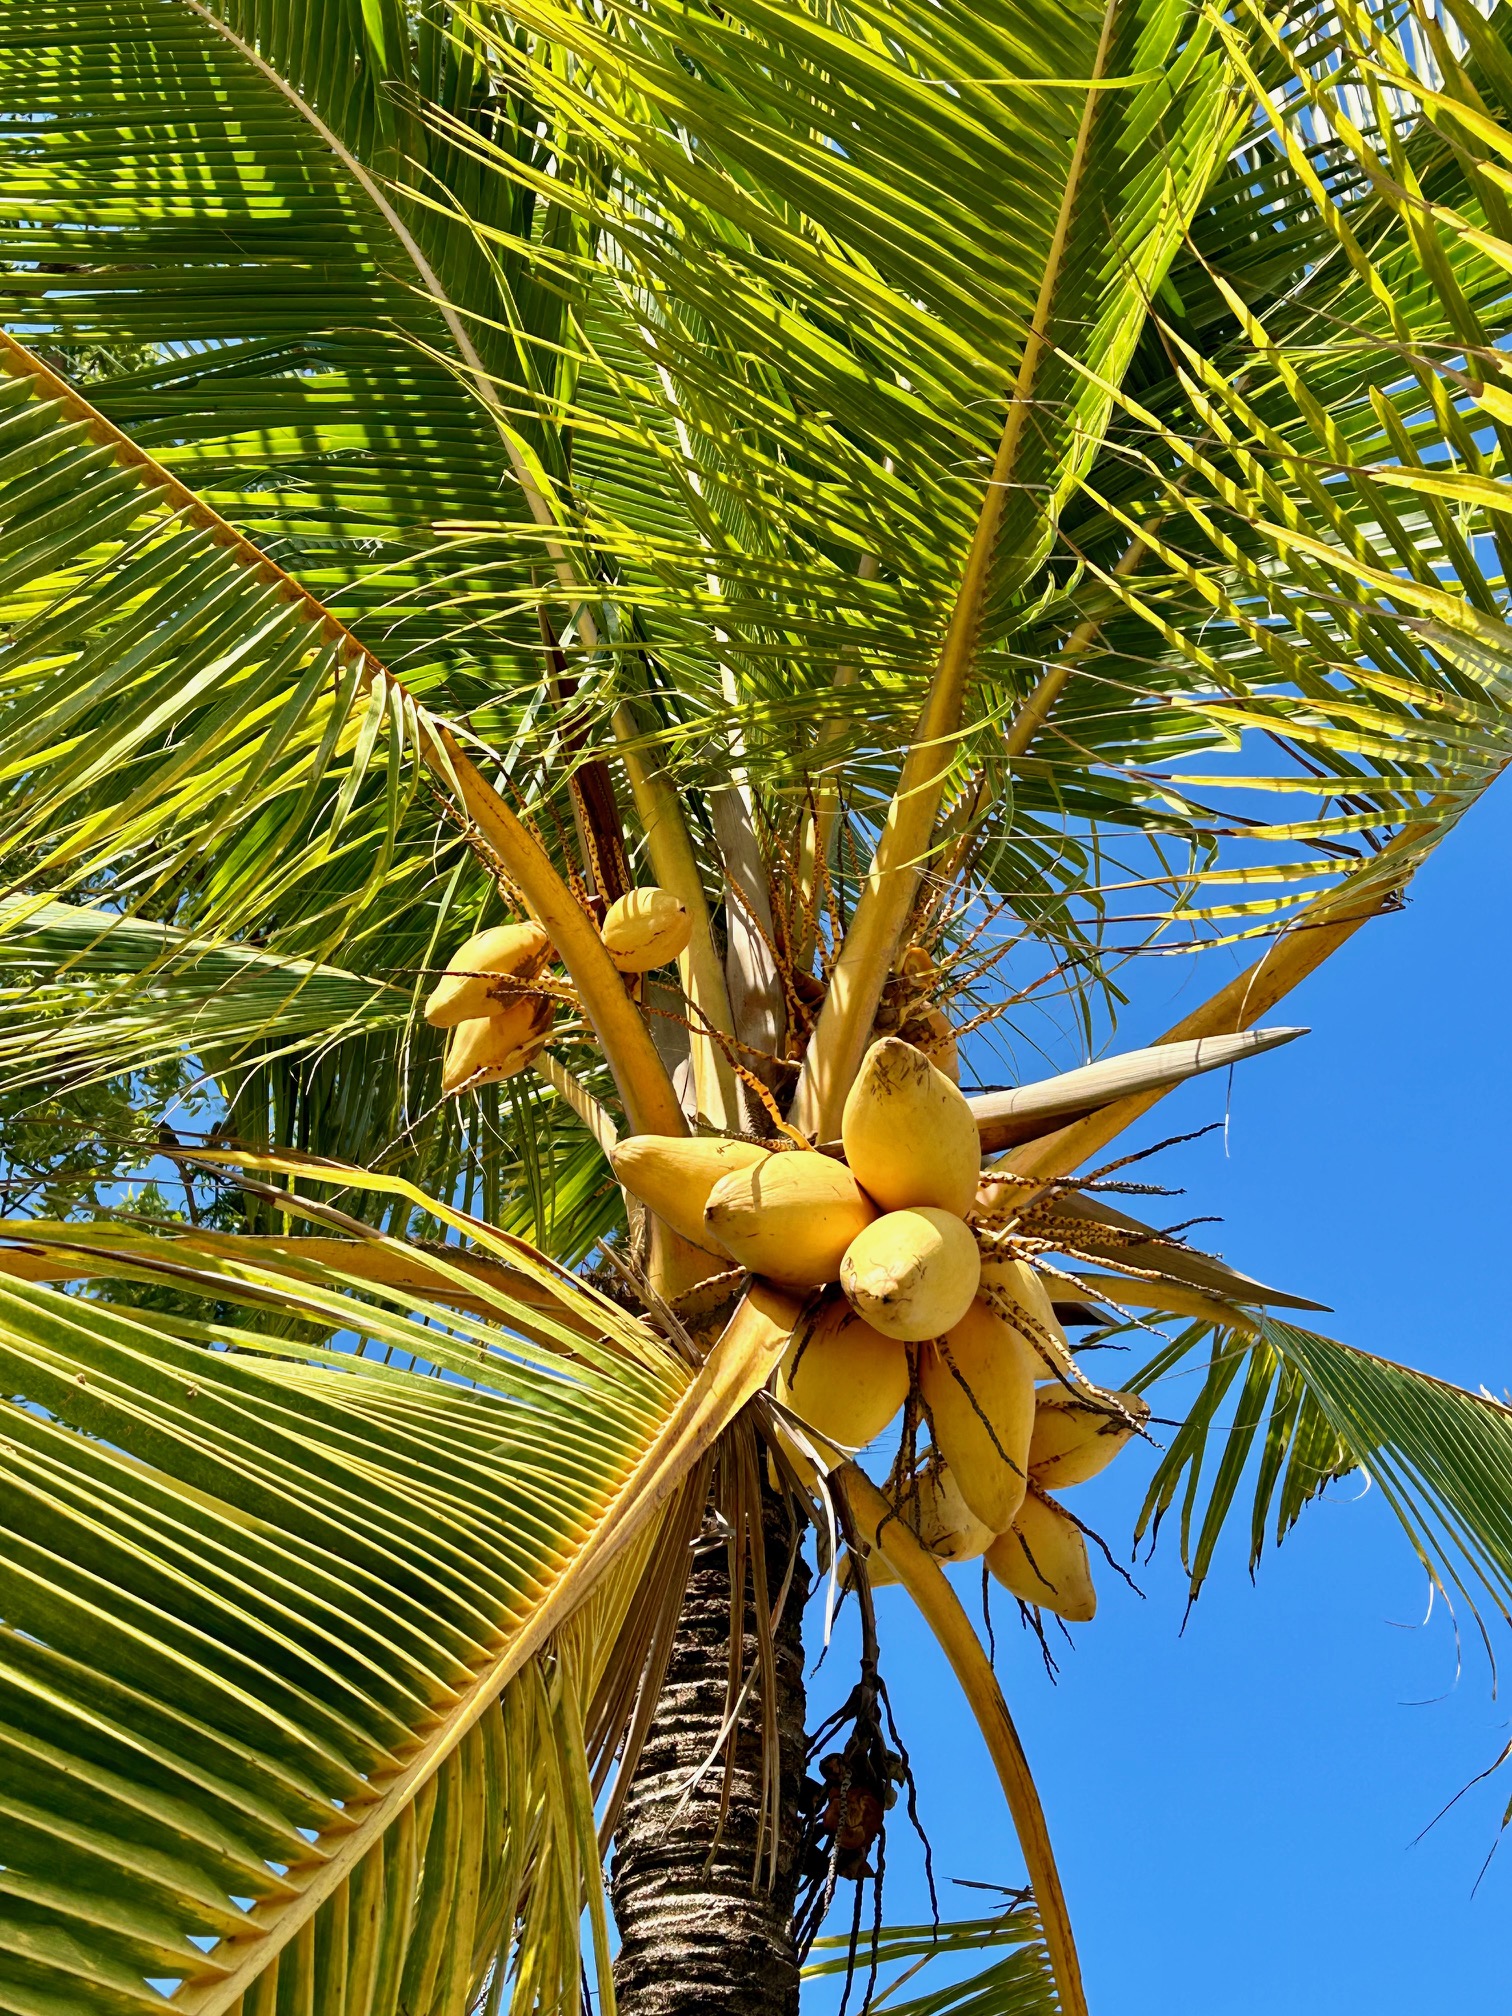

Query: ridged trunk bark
[610,1481,810,2016]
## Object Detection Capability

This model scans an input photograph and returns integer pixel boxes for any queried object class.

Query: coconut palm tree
[4,0,1512,2010]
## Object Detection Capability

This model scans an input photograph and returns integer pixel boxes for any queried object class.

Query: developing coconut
[441,994,554,1095]
[980,1254,1076,1379]
[611,1135,772,1254]
[986,1492,1096,1622]
[601,886,693,973]
[841,1545,899,1591]
[704,1150,877,1287]
[905,1004,959,1080]
[1028,1387,1150,1490]
[918,1296,1036,1533]
[776,1299,909,1455]
[839,1206,980,1342]
[424,921,552,1028]
[908,1463,995,1562]
[841,1037,981,1216]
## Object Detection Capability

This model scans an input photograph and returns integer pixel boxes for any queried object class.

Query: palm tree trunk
[611,1479,810,2016]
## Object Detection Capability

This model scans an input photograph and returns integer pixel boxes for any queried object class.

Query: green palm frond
[1132,1314,1512,1649]
[1,0,551,678]
[0,899,405,1083]
[428,0,1512,929]
[0,1161,789,2014]
[0,347,446,957]
[0,892,623,1257]
[804,1899,1059,2016]
[7,0,1512,1031]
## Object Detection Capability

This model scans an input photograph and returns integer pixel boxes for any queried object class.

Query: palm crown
[4,0,1512,2011]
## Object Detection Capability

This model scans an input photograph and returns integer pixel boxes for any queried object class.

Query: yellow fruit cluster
[425,885,691,1098]
[426,912,1147,1624]
[864,1386,1149,1621]
[613,1033,1146,1618]
[425,922,556,1095]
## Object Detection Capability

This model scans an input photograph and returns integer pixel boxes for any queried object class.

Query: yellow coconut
[611,1135,772,1255]
[909,1464,995,1563]
[841,1546,900,1591]
[839,1207,980,1343]
[424,922,552,1028]
[841,1037,981,1216]
[776,1300,909,1453]
[979,1255,1075,1379]
[905,1005,959,1081]
[442,994,554,1095]
[986,1493,1096,1622]
[601,886,693,973]
[1028,1386,1150,1490]
[705,1151,877,1288]
[918,1296,1036,1533]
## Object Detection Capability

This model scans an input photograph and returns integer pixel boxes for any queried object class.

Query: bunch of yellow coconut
[613,1035,1147,1622]
[428,893,1144,1625]
[424,887,693,1095]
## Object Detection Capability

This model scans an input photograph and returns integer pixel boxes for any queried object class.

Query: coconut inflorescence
[609,1029,988,1500]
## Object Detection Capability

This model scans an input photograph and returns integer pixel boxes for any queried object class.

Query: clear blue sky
[806,780,1512,2011]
